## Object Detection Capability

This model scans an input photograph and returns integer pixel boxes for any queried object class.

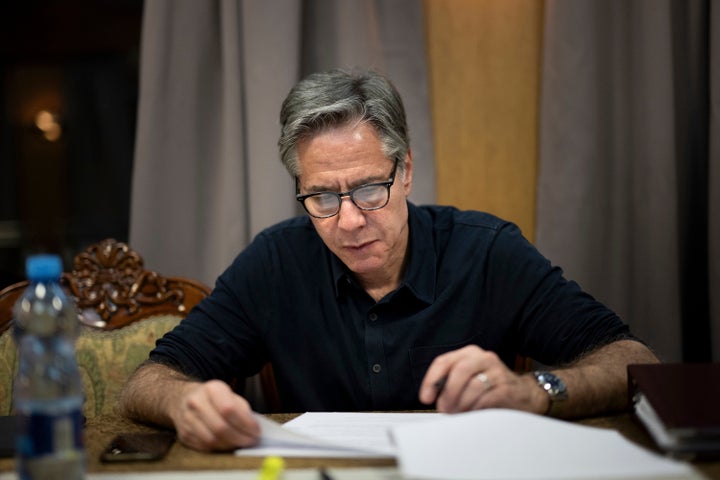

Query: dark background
[0,0,143,286]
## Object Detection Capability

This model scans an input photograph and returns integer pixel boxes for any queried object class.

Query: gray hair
[278,69,409,177]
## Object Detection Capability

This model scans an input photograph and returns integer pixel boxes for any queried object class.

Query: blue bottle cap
[26,254,63,281]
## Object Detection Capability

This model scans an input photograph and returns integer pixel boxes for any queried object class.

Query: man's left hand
[419,345,549,414]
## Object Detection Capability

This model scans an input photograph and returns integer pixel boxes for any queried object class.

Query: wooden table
[1,413,719,478]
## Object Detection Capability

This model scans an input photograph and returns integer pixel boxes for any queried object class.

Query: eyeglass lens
[305,184,389,217]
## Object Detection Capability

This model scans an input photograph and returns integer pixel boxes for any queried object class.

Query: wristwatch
[532,371,568,415]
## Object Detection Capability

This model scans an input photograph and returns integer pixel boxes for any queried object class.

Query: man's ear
[402,150,413,196]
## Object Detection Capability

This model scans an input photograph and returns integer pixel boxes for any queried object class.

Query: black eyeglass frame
[295,159,399,219]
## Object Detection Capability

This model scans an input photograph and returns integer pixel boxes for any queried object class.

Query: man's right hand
[120,363,261,453]
[169,379,261,452]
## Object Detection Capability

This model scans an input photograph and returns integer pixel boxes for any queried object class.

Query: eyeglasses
[296,159,399,219]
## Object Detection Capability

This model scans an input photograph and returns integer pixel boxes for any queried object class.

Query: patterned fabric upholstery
[0,314,182,418]
[0,331,15,416]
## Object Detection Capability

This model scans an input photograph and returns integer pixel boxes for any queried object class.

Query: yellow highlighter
[257,456,285,480]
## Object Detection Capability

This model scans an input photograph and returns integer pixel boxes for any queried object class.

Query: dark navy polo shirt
[151,202,631,412]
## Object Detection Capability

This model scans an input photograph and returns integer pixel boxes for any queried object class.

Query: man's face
[296,122,413,285]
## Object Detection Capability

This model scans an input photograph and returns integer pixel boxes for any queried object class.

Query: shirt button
[368,313,378,322]
[372,363,382,373]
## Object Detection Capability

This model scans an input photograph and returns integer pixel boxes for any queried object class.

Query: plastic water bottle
[13,254,85,480]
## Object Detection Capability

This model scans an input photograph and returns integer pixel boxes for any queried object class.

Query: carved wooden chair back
[0,238,211,418]
[0,239,210,333]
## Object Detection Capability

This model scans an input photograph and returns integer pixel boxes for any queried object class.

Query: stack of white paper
[242,411,436,458]
[391,409,696,479]
[237,410,700,479]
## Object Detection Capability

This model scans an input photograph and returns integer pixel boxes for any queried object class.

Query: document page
[235,412,438,458]
[391,409,698,480]
[283,412,440,455]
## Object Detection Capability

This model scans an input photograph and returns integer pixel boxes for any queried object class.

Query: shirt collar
[329,202,436,304]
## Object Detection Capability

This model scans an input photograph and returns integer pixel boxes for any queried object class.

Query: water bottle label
[16,408,84,458]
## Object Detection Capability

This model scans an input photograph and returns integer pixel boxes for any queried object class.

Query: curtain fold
[709,0,720,361]
[130,0,433,286]
[538,0,719,361]
[130,0,258,285]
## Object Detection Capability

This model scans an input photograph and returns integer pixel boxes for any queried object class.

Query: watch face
[534,371,568,400]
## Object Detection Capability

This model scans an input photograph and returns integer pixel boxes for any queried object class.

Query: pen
[319,467,335,480]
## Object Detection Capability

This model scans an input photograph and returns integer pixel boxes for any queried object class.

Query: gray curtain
[537,0,720,362]
[130,0,434,287]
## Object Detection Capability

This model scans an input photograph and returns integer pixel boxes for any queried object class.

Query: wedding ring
[475,372,491,391]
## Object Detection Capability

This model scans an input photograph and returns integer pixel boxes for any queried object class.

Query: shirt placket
[365,307,390,409]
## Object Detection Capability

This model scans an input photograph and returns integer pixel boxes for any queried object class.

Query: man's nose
[336,196,367,230]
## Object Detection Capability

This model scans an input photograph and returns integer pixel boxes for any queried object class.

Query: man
[120,69,658,452]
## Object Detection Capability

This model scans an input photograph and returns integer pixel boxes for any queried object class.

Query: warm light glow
[35,110,54,130]
[34,109,62,141]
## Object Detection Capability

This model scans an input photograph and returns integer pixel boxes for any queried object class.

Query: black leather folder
[628,363,720,459]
